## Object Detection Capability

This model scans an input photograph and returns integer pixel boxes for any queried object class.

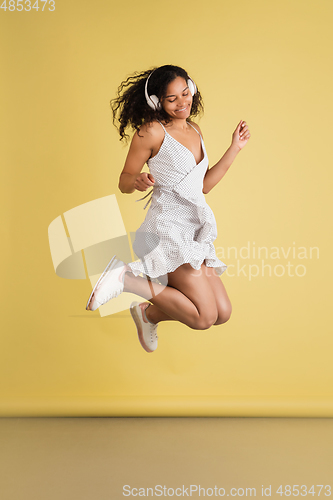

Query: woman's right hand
[134,172,155,192]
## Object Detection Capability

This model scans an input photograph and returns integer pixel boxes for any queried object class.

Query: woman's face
[161,76,193,120]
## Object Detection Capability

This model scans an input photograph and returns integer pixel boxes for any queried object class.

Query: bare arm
[118,124,161,194]
[202,120,251,194]
[202,145,240,194]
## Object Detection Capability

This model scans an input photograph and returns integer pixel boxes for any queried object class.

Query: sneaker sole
[86,255,117,311]
[130,303,154,353]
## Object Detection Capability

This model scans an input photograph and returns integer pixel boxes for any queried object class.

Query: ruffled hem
[127,251,227,279]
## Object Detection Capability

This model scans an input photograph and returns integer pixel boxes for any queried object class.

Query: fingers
[239,121,251,140]
[135,181,151,191]
[236,120,246,133]
[135,172,155,191]
[145,173,154,187]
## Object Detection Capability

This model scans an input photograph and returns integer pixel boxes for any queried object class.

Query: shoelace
[96,283,123,306]
[150,323,158,342]
[144,303,158,341]
[105,288,122,302]
[100,268,126,304]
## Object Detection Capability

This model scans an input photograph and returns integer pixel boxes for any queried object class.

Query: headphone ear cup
[149,94,161,110]
[187,78,197,96]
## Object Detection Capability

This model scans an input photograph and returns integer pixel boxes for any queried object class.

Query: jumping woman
[86,65,251,353]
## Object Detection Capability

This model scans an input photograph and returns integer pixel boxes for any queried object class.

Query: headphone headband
[144,68,197,111]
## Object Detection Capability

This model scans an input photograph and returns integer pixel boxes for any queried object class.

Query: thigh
[167,263,218,320]
[202,264,232,324]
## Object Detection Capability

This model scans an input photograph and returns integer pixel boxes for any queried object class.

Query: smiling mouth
[176,106,188,112]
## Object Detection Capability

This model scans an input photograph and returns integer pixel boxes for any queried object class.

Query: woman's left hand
[231,120,251,151]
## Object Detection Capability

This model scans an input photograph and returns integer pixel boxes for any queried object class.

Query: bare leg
[203,265,232,325]
[144,264,232,325]
[124,262,230,330]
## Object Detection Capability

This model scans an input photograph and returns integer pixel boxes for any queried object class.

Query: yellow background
[1,0,332,416]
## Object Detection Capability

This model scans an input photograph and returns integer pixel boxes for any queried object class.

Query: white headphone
[144,69,197,111]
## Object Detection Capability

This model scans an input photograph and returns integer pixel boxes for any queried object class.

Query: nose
[177,100,186,108]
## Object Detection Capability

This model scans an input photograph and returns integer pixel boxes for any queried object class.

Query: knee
[214,303,232,325]
[194,311,219,330]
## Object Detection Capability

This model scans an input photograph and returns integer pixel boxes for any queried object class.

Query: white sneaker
[130,302,158,353]
[86,255,127,311]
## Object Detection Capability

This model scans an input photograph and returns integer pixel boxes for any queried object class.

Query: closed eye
[168,92,189,103]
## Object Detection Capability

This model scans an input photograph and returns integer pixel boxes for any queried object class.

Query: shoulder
[187,120,204,137]
[128,121,164,157]
[137,121,164,140]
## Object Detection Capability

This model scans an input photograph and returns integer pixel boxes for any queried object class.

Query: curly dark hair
[110,65,204,141]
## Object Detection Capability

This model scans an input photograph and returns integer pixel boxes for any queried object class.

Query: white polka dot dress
[127,121,228,279]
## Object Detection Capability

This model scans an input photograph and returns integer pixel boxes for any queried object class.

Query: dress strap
[187,121,201,137]
[158,120,199,136]
[157,120,167,133]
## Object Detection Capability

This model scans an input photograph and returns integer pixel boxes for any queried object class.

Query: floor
[0,418,332,500]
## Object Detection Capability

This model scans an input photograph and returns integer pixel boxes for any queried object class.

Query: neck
[167,118,189,131]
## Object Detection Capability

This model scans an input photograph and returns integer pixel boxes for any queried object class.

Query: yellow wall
[1,0,332,416]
